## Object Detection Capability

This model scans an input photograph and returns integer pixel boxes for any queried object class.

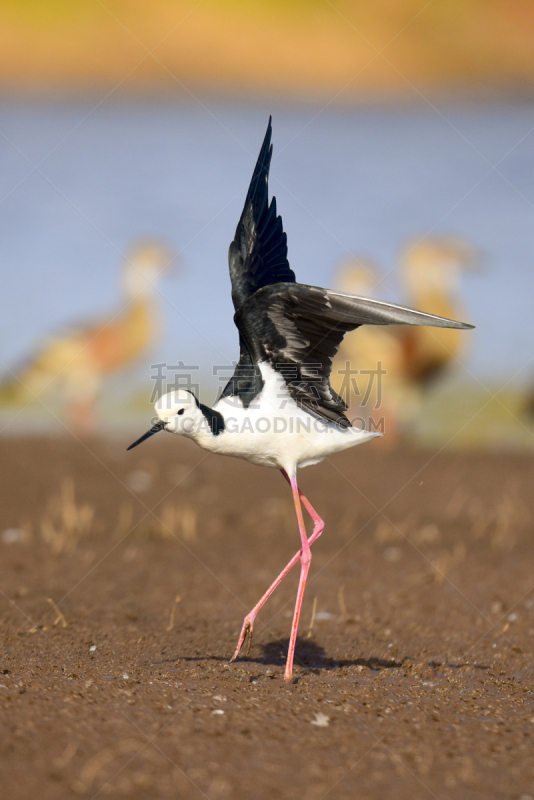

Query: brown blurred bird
[331,238,476,440]
[330,259,405,438]
[1,240,175,434]
[398,236,476,385]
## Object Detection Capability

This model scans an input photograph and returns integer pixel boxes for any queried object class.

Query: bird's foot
[230,614,256,662]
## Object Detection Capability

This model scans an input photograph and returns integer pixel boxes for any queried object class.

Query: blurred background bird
[0,240,175,435]
[393,236,477,435]
[331,238,477,444]
[330,258,405,441]
[398,236,477,386]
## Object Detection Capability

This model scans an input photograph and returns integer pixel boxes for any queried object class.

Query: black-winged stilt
[128,118,473,682]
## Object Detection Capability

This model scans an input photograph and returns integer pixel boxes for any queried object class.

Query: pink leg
[231,470,324,668]
[284,475,311,682]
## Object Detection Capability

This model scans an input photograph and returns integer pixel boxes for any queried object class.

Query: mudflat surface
[0,437,533,799]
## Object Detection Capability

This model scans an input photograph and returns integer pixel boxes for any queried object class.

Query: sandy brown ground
[0,436,533,799]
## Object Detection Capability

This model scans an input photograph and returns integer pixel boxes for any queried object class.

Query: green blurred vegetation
[417,384,534,451]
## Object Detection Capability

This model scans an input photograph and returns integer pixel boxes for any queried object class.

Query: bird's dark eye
[177,408,185,416]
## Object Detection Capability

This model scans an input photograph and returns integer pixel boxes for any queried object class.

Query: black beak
[127,420,166,451]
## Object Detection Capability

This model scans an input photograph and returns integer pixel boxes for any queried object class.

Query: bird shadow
[253,638,407,673]
[168,638,407,675]
[162,642,490,676]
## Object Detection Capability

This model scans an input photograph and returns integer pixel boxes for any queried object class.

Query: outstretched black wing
[223,117,295,405]
[235,283,474,427]
[228,116,295,312]
[222,119,474,418]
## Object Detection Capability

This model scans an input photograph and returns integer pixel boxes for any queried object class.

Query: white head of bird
[122,240,175,299]
[126,390,209,451]
[155,390,204,436]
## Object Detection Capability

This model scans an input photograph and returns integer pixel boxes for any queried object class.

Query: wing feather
[228,118,295,313]
[236,283,473,426]
[224,118,295,404]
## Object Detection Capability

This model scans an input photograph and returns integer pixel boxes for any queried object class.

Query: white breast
[200,362,380,473]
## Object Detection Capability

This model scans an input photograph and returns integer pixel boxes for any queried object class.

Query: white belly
[198,363,379,473]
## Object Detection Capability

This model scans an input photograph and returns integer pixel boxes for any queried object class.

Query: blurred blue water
[1,97,533,400]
